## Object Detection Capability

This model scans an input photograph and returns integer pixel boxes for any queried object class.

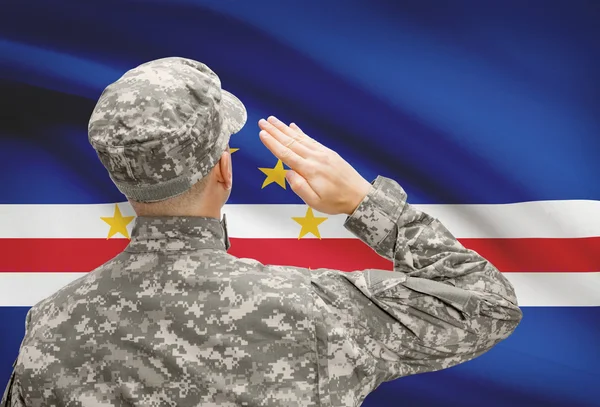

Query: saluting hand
[258,116,372,216]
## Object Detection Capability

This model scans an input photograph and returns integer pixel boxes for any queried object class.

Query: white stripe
[1,200,600,239]
[506,273,600,307]
[0,272,597,307]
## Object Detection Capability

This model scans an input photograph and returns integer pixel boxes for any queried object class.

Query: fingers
[260,117,320,154]
[258,130,306,171]
[289,123,323,149]
[285,170,320,206]
[258,118,310,157]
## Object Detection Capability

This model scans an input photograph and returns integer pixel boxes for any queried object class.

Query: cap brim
[221,89,247,135]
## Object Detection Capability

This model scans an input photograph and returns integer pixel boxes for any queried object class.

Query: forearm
[344,175,521,315]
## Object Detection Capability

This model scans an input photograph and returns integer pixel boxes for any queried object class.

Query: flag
[1,1,599,406]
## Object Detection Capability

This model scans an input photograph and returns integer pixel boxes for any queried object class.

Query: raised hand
[258,116,372,215]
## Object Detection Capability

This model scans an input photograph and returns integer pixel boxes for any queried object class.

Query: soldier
[2,57,522,407]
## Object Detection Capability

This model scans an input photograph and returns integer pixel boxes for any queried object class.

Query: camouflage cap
[88,57,247,202]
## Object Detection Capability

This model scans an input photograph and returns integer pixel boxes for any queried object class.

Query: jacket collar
[125,214,230,253]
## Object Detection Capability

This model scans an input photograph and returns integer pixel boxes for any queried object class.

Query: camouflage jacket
[1,176,522,407]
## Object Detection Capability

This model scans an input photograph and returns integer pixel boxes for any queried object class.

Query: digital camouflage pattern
[1,176,522,407]
[88,57,247,203]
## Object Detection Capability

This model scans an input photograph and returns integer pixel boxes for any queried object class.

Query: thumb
[286,170,320,206]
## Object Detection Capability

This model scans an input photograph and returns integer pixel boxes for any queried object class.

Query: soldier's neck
[132,203,222,219]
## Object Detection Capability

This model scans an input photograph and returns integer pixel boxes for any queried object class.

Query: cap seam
[112,128,230,202]
[90,106,208,150]
[111,132,224,190]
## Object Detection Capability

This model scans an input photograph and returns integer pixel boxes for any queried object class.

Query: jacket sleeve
[0,311,31,407]
[0,370,25,407]
[308,176,522,406]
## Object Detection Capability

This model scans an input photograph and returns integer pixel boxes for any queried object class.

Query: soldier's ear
[216,149,232,190]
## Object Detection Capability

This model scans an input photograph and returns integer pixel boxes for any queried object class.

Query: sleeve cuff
[343,176,408,248]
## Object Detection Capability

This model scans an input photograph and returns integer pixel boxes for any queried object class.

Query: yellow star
[258,159,288,189]
[292,207,328,239]
[101,204,135,239]
[229,147,239,154]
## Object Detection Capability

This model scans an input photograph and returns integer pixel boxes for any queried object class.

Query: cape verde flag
[1,1,599,406]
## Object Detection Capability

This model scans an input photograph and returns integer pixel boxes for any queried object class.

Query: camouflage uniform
[1,57,522,407]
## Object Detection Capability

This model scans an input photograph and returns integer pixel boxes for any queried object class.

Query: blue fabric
[1,0,599,205]
[1,1,599,405]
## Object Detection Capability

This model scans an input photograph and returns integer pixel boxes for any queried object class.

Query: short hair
[129,175,210,216]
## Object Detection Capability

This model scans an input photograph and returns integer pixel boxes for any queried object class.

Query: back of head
[88,57,246,207]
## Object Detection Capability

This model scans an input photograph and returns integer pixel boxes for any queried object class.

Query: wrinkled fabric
[1,176,522,407]
[88,57,247,203]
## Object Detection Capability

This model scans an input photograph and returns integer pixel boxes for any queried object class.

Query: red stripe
[0,237,598,273]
